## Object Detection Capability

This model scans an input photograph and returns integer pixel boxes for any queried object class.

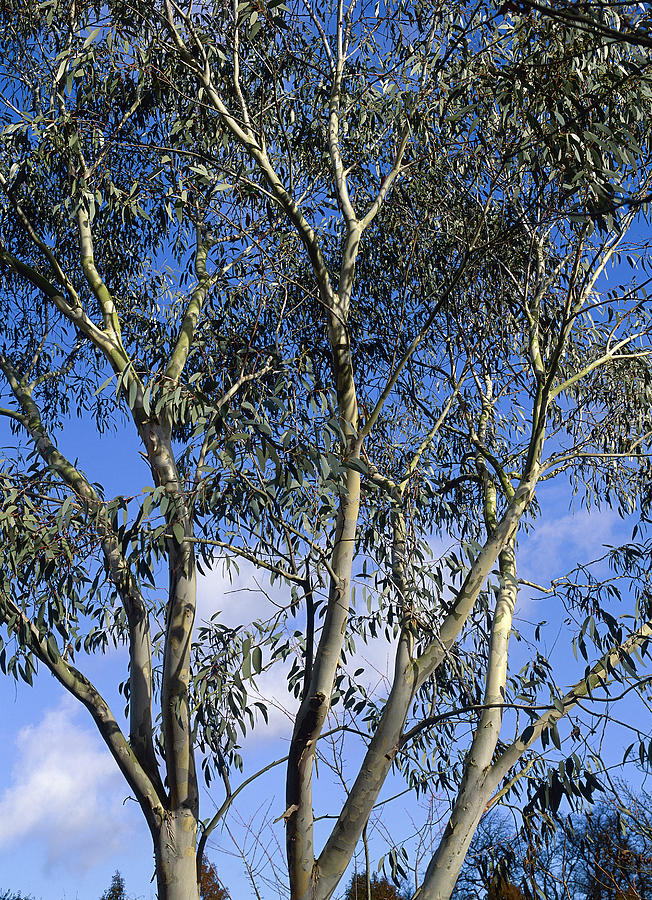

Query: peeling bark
[154,810,201,900]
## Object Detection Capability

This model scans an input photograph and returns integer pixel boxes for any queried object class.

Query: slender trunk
[154,809,200,900]
[286,467,361,898]
[414,544,517,900]
[314,500,417,899]
[414,770,493,900]
[161,543,198,810]
[142,420,200,900]
[141,420,199,816]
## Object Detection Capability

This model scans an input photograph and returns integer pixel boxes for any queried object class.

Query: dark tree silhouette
[343,872,409,900]
[454,798,652,900]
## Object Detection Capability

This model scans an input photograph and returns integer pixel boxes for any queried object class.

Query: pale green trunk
[154,811,200,900]
[413,771,491,900]
[415,544,517,900]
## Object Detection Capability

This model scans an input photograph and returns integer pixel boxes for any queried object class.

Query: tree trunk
[414,771,491,900]
[154,810,200,900]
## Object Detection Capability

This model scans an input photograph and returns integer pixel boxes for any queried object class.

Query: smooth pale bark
[286,464,361,898]
[414,543,518,900]
[314,505,416,898]
[154,811,201,900]
[160,526,198,813]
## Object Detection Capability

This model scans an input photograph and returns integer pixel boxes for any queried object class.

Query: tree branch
[0,587,165,830]
[0,352,161,791]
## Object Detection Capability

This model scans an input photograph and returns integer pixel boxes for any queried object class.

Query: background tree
[558,805,652,900]
[199,858,229,900]
[100,872,128,900]
[454,792,652,900]
[344,873,409,900]
[2,2,652,900]
[487,868,527,900]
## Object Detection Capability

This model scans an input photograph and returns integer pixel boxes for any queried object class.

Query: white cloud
[0,698,137,873]
[198,559,300,740]
[197,556,290,630]
[197,557,402,741]
[518,506,621,590]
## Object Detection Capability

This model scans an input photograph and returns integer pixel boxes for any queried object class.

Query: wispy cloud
[0,698,137,873]
[197,558,400,741]
[197,556,289,631]
[198,559,299,740]
[518,506,622,591]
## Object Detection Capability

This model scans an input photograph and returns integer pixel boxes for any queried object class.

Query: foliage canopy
[2,1,652,899]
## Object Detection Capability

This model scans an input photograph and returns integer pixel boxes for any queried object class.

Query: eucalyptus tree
[0,3,296,897]
[150,2,652,898]
[2,3,652,900]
